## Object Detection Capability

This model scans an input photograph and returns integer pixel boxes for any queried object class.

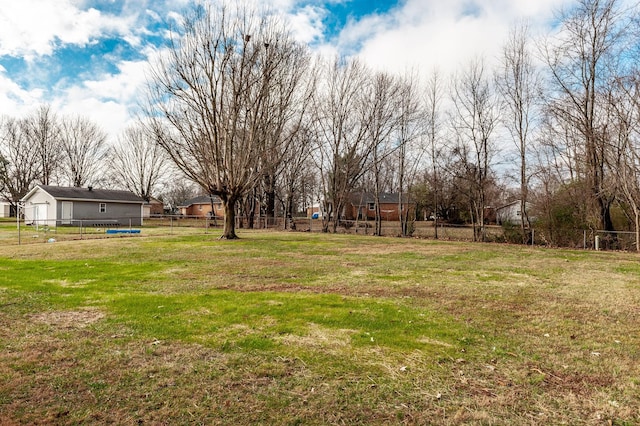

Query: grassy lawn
[0,230,638,424]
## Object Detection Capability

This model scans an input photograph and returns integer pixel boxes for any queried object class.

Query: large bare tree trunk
[636,211,640,253]
[221,195,238,239]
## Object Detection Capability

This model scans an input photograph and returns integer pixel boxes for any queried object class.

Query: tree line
[0,105,174,209]
[3,0,640,248]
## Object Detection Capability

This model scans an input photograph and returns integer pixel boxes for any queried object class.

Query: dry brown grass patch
[277,323,355,354]
[30,308,105,329]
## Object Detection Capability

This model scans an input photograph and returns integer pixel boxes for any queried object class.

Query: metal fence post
[17,203,21,246]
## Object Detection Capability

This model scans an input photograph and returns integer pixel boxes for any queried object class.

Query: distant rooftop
[178,195,222,207]
[33,185,144,203]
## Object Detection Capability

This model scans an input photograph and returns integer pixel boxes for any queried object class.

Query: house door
[61,201,73,225]
[33,204,47,229]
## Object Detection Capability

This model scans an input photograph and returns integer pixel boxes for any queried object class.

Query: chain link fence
[2,216,221,245]
[1,216,637,251]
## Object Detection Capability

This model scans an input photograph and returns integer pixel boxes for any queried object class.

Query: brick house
[143,197,165,218]
[178,195,223,218]
[345,192,415,221]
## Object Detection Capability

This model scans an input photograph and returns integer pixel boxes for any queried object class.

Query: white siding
[23,189,57,226]
[0,202,10,218]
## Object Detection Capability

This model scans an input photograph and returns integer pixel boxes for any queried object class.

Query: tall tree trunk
[321,200,331,233]
[285,197,295,230]
[330,195,342,233]
[432,172,439,240]
[209,196,218,227]
[479,187,486,242]
[221,195,239,239]
[331,204,339,233]
[373,191,382,236]
[470,203,477,242]
[635,210,640,253]
[264,173,276,227]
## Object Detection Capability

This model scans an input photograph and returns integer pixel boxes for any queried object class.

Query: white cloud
[328,0,575,77]
[84,61,148,101]
[287,5,325,44]
[56,94,131,140]
[146,8,161,22]
[56,58,150,139]
[0,70,44,117]
[0,0,136,58]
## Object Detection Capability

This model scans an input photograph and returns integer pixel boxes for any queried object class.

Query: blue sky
[0,0,574,140]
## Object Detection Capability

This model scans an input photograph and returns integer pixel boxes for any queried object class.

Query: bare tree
[109,124,169,201]
[312,57,374,233]
[496,22,541,243]
[0,154,7,200]
[541,0,636,232]
[395,70,424,237]
[277,124,316,229]
[257,41,316,227]
[59,115,108,187]
[609,73,640,250]
[22,105,62,186]
[159,177,199,214]
[366,71,401,236]
[450,58,500,241]
[0,117,41,208]
[424,70,444,238]
[145,3,311,239]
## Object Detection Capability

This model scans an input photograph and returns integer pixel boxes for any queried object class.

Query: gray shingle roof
[39,185,144,203]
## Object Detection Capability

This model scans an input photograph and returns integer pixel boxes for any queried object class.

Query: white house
[0,201,11,218]
[496,200,533,225]
[21,185,145,227]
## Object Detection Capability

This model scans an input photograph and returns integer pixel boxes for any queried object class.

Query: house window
[198,205,203,211]
[516,210,521,216]
[368,203,375,211]
[99,203,106,213]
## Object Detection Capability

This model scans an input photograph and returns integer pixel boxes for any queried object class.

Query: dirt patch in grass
[276,323,356,354]
[30,308,105,329]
